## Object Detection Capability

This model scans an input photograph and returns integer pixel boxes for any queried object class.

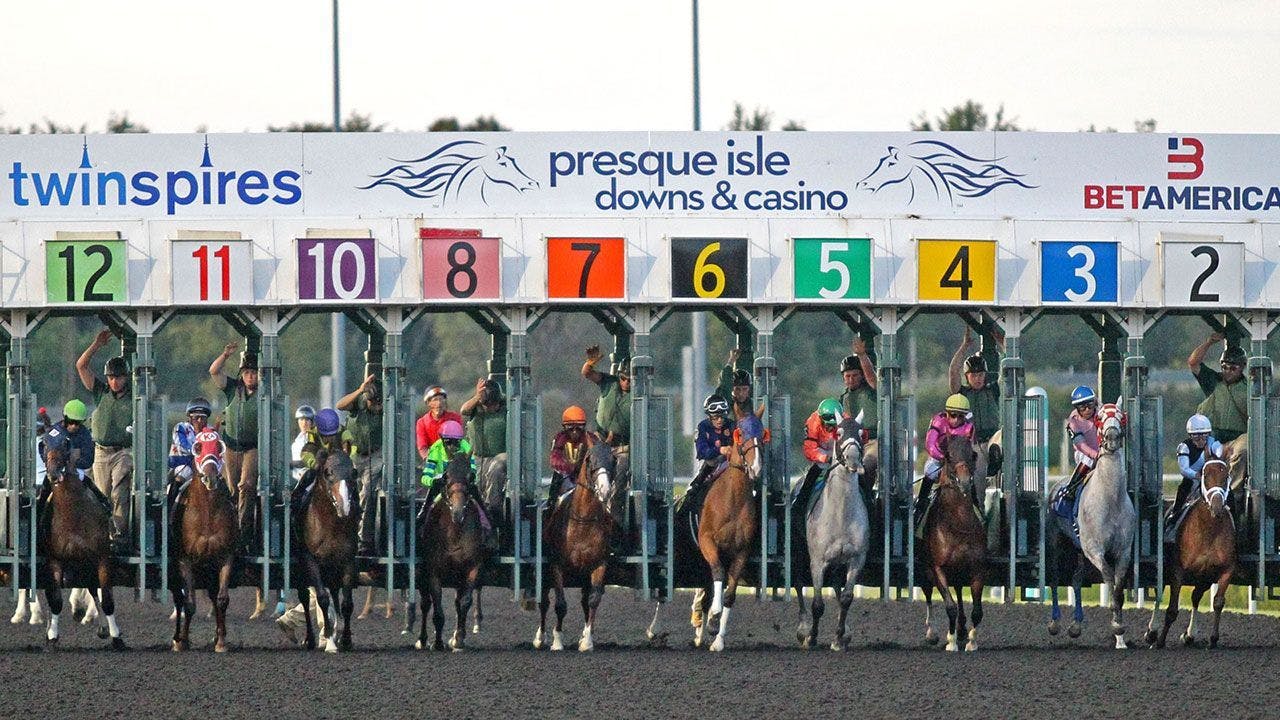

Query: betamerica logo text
[1084,137,1280,211]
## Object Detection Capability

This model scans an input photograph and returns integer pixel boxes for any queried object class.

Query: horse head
[836,415,865,476]
[478,146,539,194]
[730,410,768,481]
[43,436,78,485]
[942,434,974,486]
[193,431,225,491]
[321,451,356,518]
[582,433,614,505]
[856,146,914,193]
[1096,402,1127,453]
[444,452,475,524]
[1200,458,1231,518]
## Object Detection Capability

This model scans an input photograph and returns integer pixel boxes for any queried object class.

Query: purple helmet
[439,419,465,440]
[315,408,341,435]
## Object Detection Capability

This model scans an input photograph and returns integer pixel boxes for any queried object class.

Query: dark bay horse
[41,444,125,650]
[170,437,237,652]
[696,411,765,652]
[298,452,359,653]
[919,434,987,652]
[534,434,613,652]
[417,453,490,651]
[1146,457,1236,648]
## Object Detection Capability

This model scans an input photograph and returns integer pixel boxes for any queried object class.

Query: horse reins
[1200,458,1231,508]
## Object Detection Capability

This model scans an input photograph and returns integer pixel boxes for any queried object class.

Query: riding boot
[419,483,442,534]
[1164,477,1194,540]
[913,476,936,528]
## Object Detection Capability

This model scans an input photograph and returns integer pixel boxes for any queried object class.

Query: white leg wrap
[710,581,725,615]
[48,614,60,640]
[106,615,120,638]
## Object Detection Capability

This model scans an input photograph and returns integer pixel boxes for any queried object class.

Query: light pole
[690,0,707,452]
[329,0,346,403]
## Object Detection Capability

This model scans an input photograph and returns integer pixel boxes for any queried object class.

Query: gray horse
[795,415,870,650]
[1047,400,1137,649]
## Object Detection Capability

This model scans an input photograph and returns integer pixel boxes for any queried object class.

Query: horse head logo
[856,140,1035,205]
[359,140,539,206]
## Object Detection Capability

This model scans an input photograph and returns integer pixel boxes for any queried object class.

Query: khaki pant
[476,453,508,509]
[973,429,1003,495]
[93,446,133,540]
[1225,435,1249,491]
[354,451,383,545]
[225,447,259,540]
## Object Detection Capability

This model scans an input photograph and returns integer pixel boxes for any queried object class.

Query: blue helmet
[1070,386,1096,407]
[315,408,341,435]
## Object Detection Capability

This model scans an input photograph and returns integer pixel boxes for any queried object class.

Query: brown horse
[919,434,987,652]
[534,433,614,652]
[170,441,238,652]
[1146,457,1237,648]
[40,444,125,650]
[695,411,765,652]
[416,452,490,651]
[297,452,359,653]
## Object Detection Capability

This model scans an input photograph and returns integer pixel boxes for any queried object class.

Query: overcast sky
[2,1,1277,134]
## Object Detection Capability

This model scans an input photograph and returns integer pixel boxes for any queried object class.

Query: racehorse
[468,453,508,634]
[534,434,614,652]
[695,411,766,652]
[170,437,237,652]
[359,140,539,205]
[1145,457,1236,648]
[1047,401,1136,649]
[40,444,125,650]
[416,453,490,651]
[855,140,1035,205]
[919,434,987,652]
[795,415,870,651]
[296,452,359,653]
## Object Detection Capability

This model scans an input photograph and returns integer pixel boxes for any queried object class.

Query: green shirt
[595,374,630,443]
[221,376,259,449]
[839,384,878,439]
[960,383,1001,443]
[1195,367,1249,442]
[346,403,383,455]
[421,438,475,488]
[91,378,133,447]
[463,403,507,457]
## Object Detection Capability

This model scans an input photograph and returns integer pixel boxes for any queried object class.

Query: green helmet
[63,399,88,422]
[817,398,842,425]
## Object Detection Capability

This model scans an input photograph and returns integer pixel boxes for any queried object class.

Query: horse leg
[339,571,355,651]
[533,573,550,650]
[966,578,984,652]
[1145,567,1167,646]
[472,586,483,635]
[579,565,605,653]
[1068,552,1086,638]
[171,586,185,651]
[922,580,939,645]
[316,579,337,654]
[357,586,374,619]
[96,560,124,650]
[1155,572,1181,649]
[805,563,825,650]
[794,578,810,647]
[710,553,747,652]
[44,562,63,649]
[954,584,969,649]
[175,560,195,651]
[430,576,446,651]
[415,564,431,650]
[1184,585,1207,647]
[1109,561,1129,649]
[832,561,857,652]
[298,585,316,650]
[646,599,666,644]
[212,559,231,653]
[691,587,706,631]
[931,566,960,652]
[550,566,567,651]
[453,569,478,651]
[1047,533,1062,635]
[1210,570,1229,648]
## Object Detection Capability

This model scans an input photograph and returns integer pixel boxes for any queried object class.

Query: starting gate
[1126,394,1165,597]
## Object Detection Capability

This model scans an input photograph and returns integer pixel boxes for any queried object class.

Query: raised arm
[948,327,973,393]
[76,329,113,391]
[1187,332,1224,373]
[581,345,605,385]
[209,341,237,380]
[458,377,486,416]
[336,374,374,412]
[853,337,877,390]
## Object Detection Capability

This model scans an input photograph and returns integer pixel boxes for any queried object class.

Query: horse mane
[902,140,1036,199]
[358,139,489,199]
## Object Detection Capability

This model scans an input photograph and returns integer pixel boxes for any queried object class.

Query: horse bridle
[568,461,610,525]
[1200,458,1230,507]
[728,435,762,477]
[833,435,863,477]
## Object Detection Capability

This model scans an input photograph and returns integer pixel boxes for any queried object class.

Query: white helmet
[1186,413,1212,435]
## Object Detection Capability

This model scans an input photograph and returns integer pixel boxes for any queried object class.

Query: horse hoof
[1047,620,1059,636]
[925,628,939,645]
[1067,623,1082,639]
[1181,633,1195,647]
[945,642,958,652]
[709,636,725,652]
[965,641,978,652]
[248,604,265,621]
[472,623,481,635]
[172,640,188,652]
[340,637,353,652]
[830,639,847,652]
[578,639,593,652]
[303,638,316,651]
[324,639,339,654]
[1114,636,1128,650]
[432,641,446,652]
[214,642,228,654]
[72,606,86,623]
[550,641,563,652]
[451,644,464,653]
[110,638,127,651]
[1210,636,1219,649]
[1143,629,1158,645]
[356,611,371,620]
[519,597,537,612]
[97,626,110,640]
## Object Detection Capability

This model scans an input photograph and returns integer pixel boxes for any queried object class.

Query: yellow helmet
[944,393,971,413]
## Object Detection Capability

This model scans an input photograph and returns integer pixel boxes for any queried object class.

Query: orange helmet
[562,405,587,425]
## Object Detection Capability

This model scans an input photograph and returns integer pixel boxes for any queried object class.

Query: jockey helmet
[1070,386,1096,407]
[1186,413,1213,435]
[561,406,587,425]
[238,351,258,371]
[731,369,752,387]
[104,356,129,377]
[63,399,88,422]
[439,419,465,440]
[186,397,212,416]
[703,394,729,417]
[817,398,842,425]
[945,393,971,413]
[963,354,987,373]
[1220,345,1247,367]
[295,404,316,420]
[315,408,341,436]
[423,385,446,403]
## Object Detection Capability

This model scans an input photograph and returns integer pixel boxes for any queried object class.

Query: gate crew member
[460,377,509,516]
[338,372,383,557]
[582,345,630,448]
[76,329,134,555]
[209,342,262,552]
[1188,334,1249,490]
[948,326,1005,493]
[717,348,755,420]
[839,337,879,499]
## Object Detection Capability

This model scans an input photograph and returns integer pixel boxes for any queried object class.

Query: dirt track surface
[1,587,1277,719]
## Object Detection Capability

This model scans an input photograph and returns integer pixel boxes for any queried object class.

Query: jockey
[548,406,590,505]
[165,397,215,508]
[1059,386,1099,504]
[794,398,845,517]
[37,400,109,536]
[1165,413,1226,532]
[683,394,735,512]
[290,408,358,522]
[914,394,977,525]
[290,405,315,483]
[420,419,487,532]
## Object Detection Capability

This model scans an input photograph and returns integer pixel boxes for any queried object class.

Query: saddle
[1050,479,1088,549]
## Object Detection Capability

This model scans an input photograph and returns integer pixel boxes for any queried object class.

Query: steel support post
[122,309,170,599]
[373,308,421,598]
[1244,311,1279,606]
[989,309,1035,600]
[250,309,295,602]
[864,307,913,599]
[2,312,44,598]
[746,306,790,597]
[1116,310,1160,603]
